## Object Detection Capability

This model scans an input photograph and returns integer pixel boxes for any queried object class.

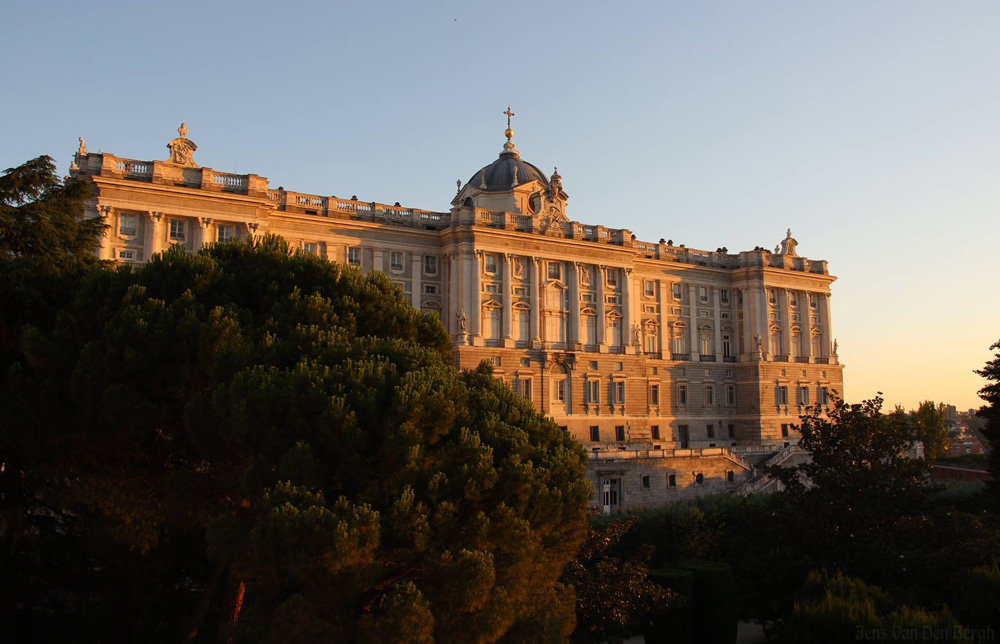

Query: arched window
[582,308,597,346]
[672,324,688,355]
[699,326,713,357]
[608,312,623,348]
[811,330,823,357]
[644,327,658,354]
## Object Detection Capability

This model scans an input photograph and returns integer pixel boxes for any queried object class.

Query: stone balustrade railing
[75,152,830,273]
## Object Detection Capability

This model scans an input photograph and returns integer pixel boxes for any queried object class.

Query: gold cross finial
[503,106,515,140]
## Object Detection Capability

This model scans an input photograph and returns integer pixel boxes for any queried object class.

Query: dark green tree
[1,239,591,642]
[0,155,105,348]
[910,400,949,461]
[562,515,675,644]
[975,339,1000,495]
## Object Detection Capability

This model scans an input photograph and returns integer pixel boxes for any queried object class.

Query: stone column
[97,205,114,260]
[688,284,699,358]
[568,262,581,348]
[659,282,670,356]
[193,217,212,250]
[622,268,634,354]
[441,253,462,336]
[596,265,607,351]
[755,284,769,360]
[820,293,833,359]
[803,290,813,361]
[713,287,723,361]
[529,257,541,344]
[779,288,792,357]
[741,286,754,360]
[502,254,514,347]
[146,211,165,260]
[470,251,482,343]
[411,253,422,309]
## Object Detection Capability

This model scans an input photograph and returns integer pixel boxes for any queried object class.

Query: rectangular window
[303,242,318,255]
[641,475,651,490]
[514,286,528,297]
[777,385,788,406]
[727,385,736,406]
[705,384,715,406]
[118,213,137,236]
[810,294,817,309]
[424,255,437,275]
[650,384,660,406]
[707,424,715,439]
[117,249,135,261]
[820,386,829,405]
[484,284,498,293]
[769,289,777,305]
[489,356,501,366]
[644,280,655,297]
[517,378,532,400]
[781,423,790,438]
[390,251,404,271]
[520,358,531,367]
[728,423,735,438]
[615,425,625,442]
[720,289,729,304]
[668,473,677,488]
[581,292,595,302]
[798,386,810,405]
[217,225,234,243]
[699,286,709,303]
[672,283,682,300]
[606,269,618,287]
[423,284,437,294]
[727,470,735,484]
[347,247,361,265]
[547,262,561,280]
[168,219,185,241]
[554,379,567,402]
[651,425,661,440]
[485,254,497,274]
[678,384,688,406]
[590,426,600,442]
[613,381,626,405]
[585,380,600,404]
[722,335,732,357]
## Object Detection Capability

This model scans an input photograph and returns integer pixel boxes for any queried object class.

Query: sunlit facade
[71,121,845,509]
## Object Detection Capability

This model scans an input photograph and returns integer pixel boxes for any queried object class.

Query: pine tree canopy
[1,237,591,642]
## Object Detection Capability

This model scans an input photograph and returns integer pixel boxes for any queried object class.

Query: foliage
[562,515,675,644]
[1,240,591,642]
[911,400,950,461]
[0,155,105,349]
[644,568,693,644]
[768,393,930,513]
[787,570,969,643]
[975,339,1000,495]
[679,561,738,644]
[957,561,1000,630]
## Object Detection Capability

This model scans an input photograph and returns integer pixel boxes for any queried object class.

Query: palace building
[70,119,844,510]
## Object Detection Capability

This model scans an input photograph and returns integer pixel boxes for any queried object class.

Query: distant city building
[70,119,845,509]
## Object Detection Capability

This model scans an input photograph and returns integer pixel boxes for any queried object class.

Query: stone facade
[69,122,845,511]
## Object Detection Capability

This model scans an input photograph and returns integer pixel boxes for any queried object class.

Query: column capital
[198,217,213,229]
[624,267,633,275]
[504,252,515,260]
[98,204,114,218]
[147,210,164,222]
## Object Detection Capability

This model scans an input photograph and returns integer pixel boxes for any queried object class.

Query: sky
[3,0,998,411]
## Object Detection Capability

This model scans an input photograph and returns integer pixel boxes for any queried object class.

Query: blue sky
[4,0,998,410]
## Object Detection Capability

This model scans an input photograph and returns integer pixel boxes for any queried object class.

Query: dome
[468,148,548,192]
